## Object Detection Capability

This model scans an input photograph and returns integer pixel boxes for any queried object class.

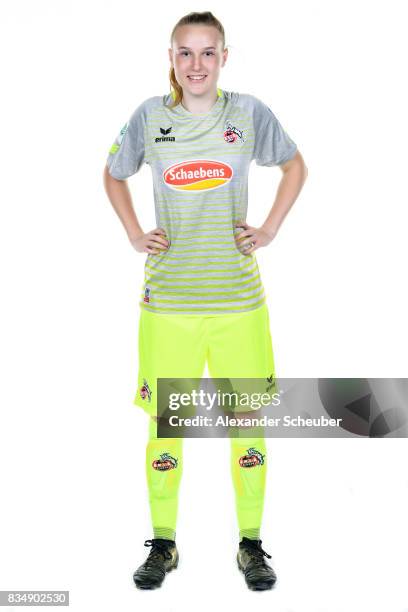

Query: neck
[180,88,219,114]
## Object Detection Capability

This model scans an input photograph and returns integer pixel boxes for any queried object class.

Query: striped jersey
[106,88,297,315]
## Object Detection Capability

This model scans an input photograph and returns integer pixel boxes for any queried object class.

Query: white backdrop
[1,1,408,611]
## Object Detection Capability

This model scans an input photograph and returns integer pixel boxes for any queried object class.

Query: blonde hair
[168,11,226,108]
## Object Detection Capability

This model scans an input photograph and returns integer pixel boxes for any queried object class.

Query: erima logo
[266,373,275,393]
[155,127,175,143]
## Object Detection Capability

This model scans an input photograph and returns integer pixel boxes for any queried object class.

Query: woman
[103,11,307,591]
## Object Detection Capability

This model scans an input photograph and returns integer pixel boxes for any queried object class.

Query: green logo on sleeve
[109,122,128,154]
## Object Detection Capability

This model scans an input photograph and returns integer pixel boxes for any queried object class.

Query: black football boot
[133,538,179,590]
[237,537,277,590]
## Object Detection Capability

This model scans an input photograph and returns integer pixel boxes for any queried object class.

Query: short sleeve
[252,98,297,167]
[106,101,147,180]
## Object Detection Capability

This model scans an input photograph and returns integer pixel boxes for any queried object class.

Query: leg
[206,303,275,538]
[232,432,277,590]
[133,417,182,590]
[230,434,267,540]
[146,416,183,541]
[134,308,208,418]
[137,309,207,536]
[206,304,277,589]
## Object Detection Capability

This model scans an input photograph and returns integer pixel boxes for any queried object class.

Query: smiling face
[169,24,228,98]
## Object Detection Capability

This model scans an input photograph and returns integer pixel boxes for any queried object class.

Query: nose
[192,53,203,72]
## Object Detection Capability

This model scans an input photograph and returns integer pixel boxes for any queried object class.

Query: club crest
[223,120,245,143]
[140,378,152,402]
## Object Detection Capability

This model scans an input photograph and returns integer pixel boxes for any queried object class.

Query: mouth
[187,75,207,82]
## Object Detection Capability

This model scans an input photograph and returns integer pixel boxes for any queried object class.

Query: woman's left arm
[235,150,308,255]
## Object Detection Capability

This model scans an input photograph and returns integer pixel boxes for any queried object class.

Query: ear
[168,48,173,67]
[221,47,229,67]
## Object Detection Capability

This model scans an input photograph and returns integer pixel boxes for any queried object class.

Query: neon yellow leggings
[138,303,274,541]
[146,417,267,541]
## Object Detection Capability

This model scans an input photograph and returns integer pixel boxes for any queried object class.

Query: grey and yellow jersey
[106,88,297,315]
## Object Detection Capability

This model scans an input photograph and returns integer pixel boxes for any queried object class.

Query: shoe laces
[241,537,272,565]
[143,538,173,566]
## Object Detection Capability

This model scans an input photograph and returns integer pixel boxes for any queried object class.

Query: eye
[178,50,214,57]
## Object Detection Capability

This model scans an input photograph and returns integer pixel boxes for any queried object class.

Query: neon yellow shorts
[133,303,275,417]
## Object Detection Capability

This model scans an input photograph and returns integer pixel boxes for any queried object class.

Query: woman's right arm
[103,164,169,254]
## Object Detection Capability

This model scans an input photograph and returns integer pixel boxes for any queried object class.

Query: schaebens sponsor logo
[163,159,233,192]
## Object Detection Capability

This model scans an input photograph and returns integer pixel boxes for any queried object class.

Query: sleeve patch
[117,122,128,145]
[109,122,129,155]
